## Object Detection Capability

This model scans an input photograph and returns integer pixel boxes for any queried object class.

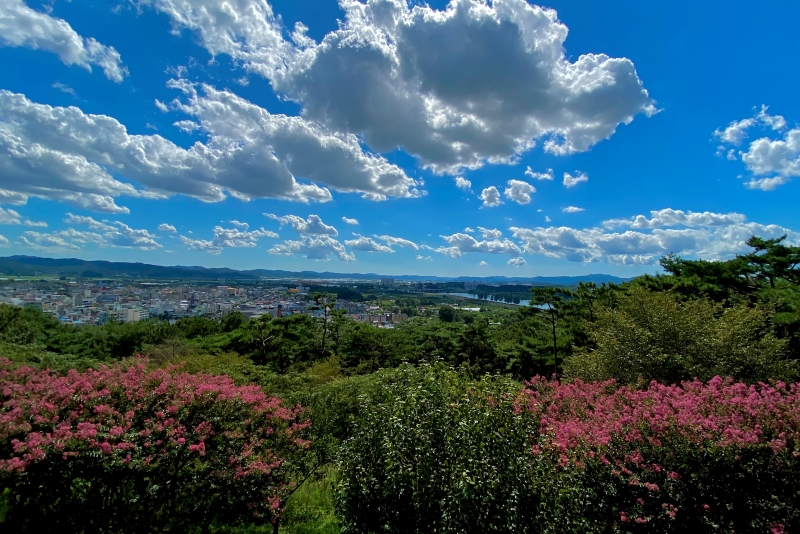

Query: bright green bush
[335,364,540,534]
[564,287,796,385]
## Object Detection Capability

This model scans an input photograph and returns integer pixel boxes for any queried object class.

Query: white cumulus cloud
[344,234,394,253]
[455,177,472,191]
[477,227,502,239]
[715,105,798,190]
[19,218,163,252]
[430,233,522,258]
[19,231,80,252]
[145,0,654,174]
[180,224,278,254]
[504,179,536,205]
[603,208,746,229]
[507,257,526,266]
[563,171,588,188]
[63,215,163,250]
[265,213,338,236]
[0,208,21,225]
[158,223,177,233]
[375,235,420,250]
[63,213,115,231]
[480,186,502,207]
[342,216,359,225]
[510,208,798,265]
[714,105,786,147]
[0,85,422,212]
[106,223,163,250]
[562,206,584,213]
[525,167,554,180]
[714,118,756,146]
[0,0,127,82]
[744,176,788,191]
[269,235,355,262]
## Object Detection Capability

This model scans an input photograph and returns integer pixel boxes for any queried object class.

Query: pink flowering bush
[525,376,800,532]
[0,358,311,532]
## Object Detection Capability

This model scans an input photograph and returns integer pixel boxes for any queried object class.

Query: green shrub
[335,364,538,534]
[564,287,796,385]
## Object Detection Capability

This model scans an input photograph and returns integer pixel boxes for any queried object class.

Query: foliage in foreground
[0,359,311,533]
[336,364,539,534]
[527,375,800,532]
[337,365,800,533]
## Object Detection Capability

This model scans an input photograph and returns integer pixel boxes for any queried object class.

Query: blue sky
[0,0,798,277]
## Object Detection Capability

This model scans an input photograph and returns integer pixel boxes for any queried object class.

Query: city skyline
[0,0,798,277]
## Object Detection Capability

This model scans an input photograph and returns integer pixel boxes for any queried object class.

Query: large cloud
[0,104,145,213]
[0,85,420,212]
[0,0,127,82]
[408,208,798,265]
[715,105,798,190]
[147,0,655,173]
[140,0,292,79]
[169,82,421,201]
[603,208,746,229]
[0,89,213,211]
[510,209,798,264]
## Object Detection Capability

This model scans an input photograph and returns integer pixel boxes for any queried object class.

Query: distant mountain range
[0,255,634,285]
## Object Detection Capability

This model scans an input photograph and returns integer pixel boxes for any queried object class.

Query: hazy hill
[0,256,633,285]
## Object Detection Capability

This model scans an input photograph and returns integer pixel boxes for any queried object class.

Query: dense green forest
[1,235,800,532]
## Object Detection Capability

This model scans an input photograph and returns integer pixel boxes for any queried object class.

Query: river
[444,292,531,307]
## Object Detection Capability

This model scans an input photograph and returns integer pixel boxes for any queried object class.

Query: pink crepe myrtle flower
[520,375,800,528]
[0,358,311,523]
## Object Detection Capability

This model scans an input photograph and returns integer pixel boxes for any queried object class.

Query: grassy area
[281,465,340,534]
[210,466,341,534]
